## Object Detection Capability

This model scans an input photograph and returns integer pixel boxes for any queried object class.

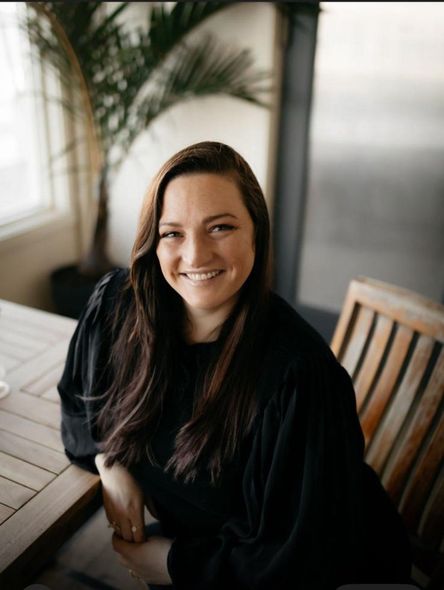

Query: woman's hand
[112,533,173,585]
[95,453,145,543]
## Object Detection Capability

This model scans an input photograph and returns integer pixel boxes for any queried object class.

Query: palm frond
[147,2,226,58]
[158,37,270,106]
[112,35,270,167]
[24,1,270,171]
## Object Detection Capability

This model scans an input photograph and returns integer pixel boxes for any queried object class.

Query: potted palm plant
[24,1,269,317]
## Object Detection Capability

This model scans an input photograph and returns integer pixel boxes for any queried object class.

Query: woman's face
[156,172,255,321]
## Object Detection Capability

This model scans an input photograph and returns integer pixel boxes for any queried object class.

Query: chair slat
[365,334,435,475]
[359,324,414,446]
[382,349,444,504]
[353,314,393,412]
[339,306,374,379]
[399,412,444,531]
[331,284,359,358]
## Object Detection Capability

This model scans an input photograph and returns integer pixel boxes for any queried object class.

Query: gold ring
[131,525,138,533]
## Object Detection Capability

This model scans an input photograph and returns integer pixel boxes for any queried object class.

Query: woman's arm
[95,453,146,543]
[95,455,172,585]
[57,271,123,473]
[57,270,153,544]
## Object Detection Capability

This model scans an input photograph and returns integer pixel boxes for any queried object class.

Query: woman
[58,141,411,589]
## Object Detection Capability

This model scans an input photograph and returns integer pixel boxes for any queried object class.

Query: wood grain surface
[0,299,101,589]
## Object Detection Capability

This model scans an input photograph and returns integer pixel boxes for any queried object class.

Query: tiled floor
[29,507,150,590]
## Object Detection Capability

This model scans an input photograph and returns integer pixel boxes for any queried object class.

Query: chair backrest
[331,277,444,589]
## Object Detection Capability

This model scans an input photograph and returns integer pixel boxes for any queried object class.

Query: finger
[119,518,134,542]
[131,504,146,543]
[109,512,137,541]
[105,517,124,539]
[103,505,123,536]
[130,520,145,543]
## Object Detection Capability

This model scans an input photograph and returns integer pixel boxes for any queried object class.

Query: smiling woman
[156,173,255,343]
[57,141,411,589]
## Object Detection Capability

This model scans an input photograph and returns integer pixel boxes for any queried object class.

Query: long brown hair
[97,141,272,483]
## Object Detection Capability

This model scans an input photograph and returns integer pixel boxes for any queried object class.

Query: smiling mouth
[181,270,223,281]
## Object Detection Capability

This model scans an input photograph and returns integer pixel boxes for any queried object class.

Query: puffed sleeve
[57,269,125,474]
[167,353,411,589]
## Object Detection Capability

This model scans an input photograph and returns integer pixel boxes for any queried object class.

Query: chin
[186,291,237,312]
[186,298,224,311]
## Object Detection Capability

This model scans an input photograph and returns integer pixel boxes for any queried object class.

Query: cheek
[246,248,255,274]
[232,238,255,271]
[156,245,174,270]
[156,255,170,283]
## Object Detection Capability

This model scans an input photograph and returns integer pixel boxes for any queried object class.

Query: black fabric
[57,268,411,590]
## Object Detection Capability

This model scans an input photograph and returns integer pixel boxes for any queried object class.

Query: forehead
[160,173,247,218]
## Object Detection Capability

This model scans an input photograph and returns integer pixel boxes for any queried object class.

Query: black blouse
[57,269,411,590]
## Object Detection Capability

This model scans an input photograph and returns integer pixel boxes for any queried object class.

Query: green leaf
[111,34,270,167]
[24,1,270,170]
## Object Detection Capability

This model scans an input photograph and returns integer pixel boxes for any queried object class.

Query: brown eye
[160,231,181,239]
[210,224,235,233]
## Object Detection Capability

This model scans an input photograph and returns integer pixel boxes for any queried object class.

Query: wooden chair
[331,277,444,590]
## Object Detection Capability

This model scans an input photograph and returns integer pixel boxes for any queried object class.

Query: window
[0,3,69,233]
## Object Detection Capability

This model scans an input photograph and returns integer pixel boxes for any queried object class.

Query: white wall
[0,2,280,311]
[0,219,78,308]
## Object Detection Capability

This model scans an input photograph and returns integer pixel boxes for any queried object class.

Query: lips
[181,270,223,281]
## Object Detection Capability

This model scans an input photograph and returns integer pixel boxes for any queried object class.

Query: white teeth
[185,271,221,281]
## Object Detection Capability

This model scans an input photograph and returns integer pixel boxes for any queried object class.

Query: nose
[181,233,212,268]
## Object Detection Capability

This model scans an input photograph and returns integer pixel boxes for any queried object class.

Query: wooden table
[0,299,101,589]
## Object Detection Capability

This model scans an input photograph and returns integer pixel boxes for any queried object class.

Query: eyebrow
[159,213,238,227]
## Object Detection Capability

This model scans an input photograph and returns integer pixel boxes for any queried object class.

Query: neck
[184,299,236,344]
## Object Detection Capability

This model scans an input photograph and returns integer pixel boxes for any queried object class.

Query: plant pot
[50,264,108,319]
